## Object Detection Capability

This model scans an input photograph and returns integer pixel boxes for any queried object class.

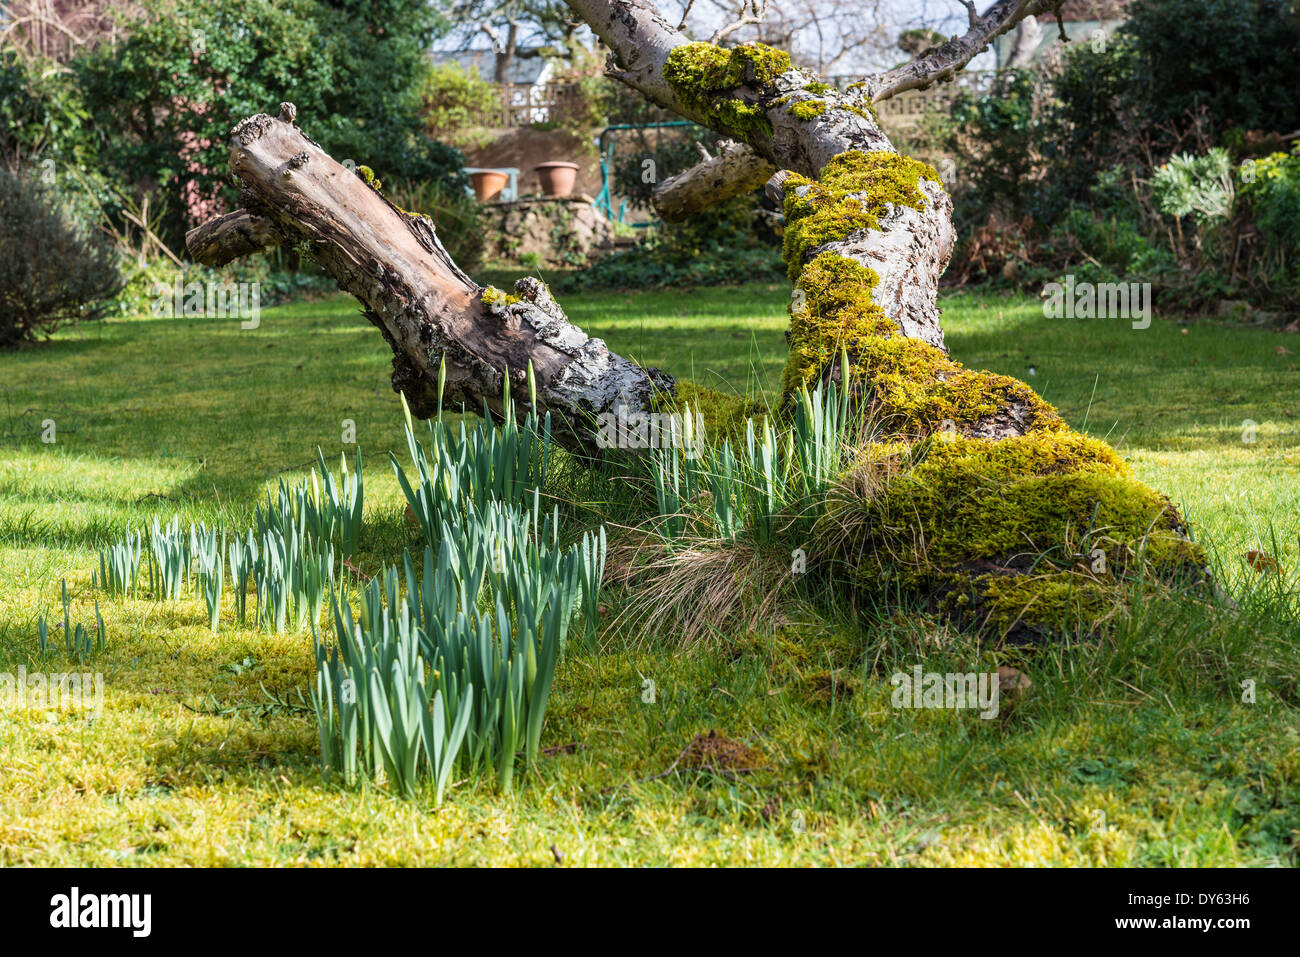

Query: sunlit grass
[0,284,1295,866]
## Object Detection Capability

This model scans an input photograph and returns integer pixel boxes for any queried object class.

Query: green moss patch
[857,439,1182,573]
[781,150,942,283]
[825,431,1208,641]
[787,100,829,121]
[940,569,1119,642]
[782,252,896,396]
[662,41,793,138]
[357,164,383,193]
[855,338,1063,436]
[782,259,1062,435]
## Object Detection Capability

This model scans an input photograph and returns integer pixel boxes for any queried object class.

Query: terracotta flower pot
[470,169,509,202]
[534,161,579,198]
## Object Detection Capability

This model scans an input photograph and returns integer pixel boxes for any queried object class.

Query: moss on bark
[662,41,792,138]
[769,147,1207,642]
[823,432,1208,643]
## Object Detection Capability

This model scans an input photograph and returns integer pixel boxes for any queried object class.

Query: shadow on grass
[2,291,1296,548]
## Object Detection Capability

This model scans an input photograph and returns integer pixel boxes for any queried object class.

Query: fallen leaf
[1244,550,1281,574]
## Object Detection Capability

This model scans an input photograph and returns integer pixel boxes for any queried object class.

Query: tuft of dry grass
[606,533,799,645]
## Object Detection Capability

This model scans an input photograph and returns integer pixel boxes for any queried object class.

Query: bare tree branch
[652,140,776,221]
[710,0,769,44]
[675,0,697,32]
[185,209,281,267]
[863,0,1059,102]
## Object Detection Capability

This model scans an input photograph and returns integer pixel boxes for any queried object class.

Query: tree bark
[185,208,280,267]
[652,139,775,222]
[187,110,669,452]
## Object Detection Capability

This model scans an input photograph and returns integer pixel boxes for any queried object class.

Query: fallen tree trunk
[187,109,669,451]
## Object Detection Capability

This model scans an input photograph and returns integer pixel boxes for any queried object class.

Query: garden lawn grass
[0,283,1296,866]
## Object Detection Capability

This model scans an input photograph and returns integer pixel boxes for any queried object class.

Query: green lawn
[0,282,1296,865]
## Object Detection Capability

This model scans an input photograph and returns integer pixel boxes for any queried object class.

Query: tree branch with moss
[186,0,1212,643]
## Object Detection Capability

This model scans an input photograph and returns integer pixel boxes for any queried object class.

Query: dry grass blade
[609,535,796,645]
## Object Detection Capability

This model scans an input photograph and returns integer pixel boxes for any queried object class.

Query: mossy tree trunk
[565,0,1065,413]
[557,0,1207,643]
[188,0,1209,642]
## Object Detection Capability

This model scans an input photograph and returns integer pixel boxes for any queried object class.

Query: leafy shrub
[1153,149,1235,224]
[1241,145,1300,253]
[610,126,708,213]
[949,164,1181,291]
[946,1,1300,237]
[1048,207,1177,283]
[936,9,1300,314]
[74,0,465,249]
[0,167,122,347]
[560,242,784,291]
[255,264,338,305]
[1032,41,1145,222]
[1121,0,1300,147]
[0,47,94,170]
[943,69,1040,229]
[108,255,336,318]
[420,61,501,151]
